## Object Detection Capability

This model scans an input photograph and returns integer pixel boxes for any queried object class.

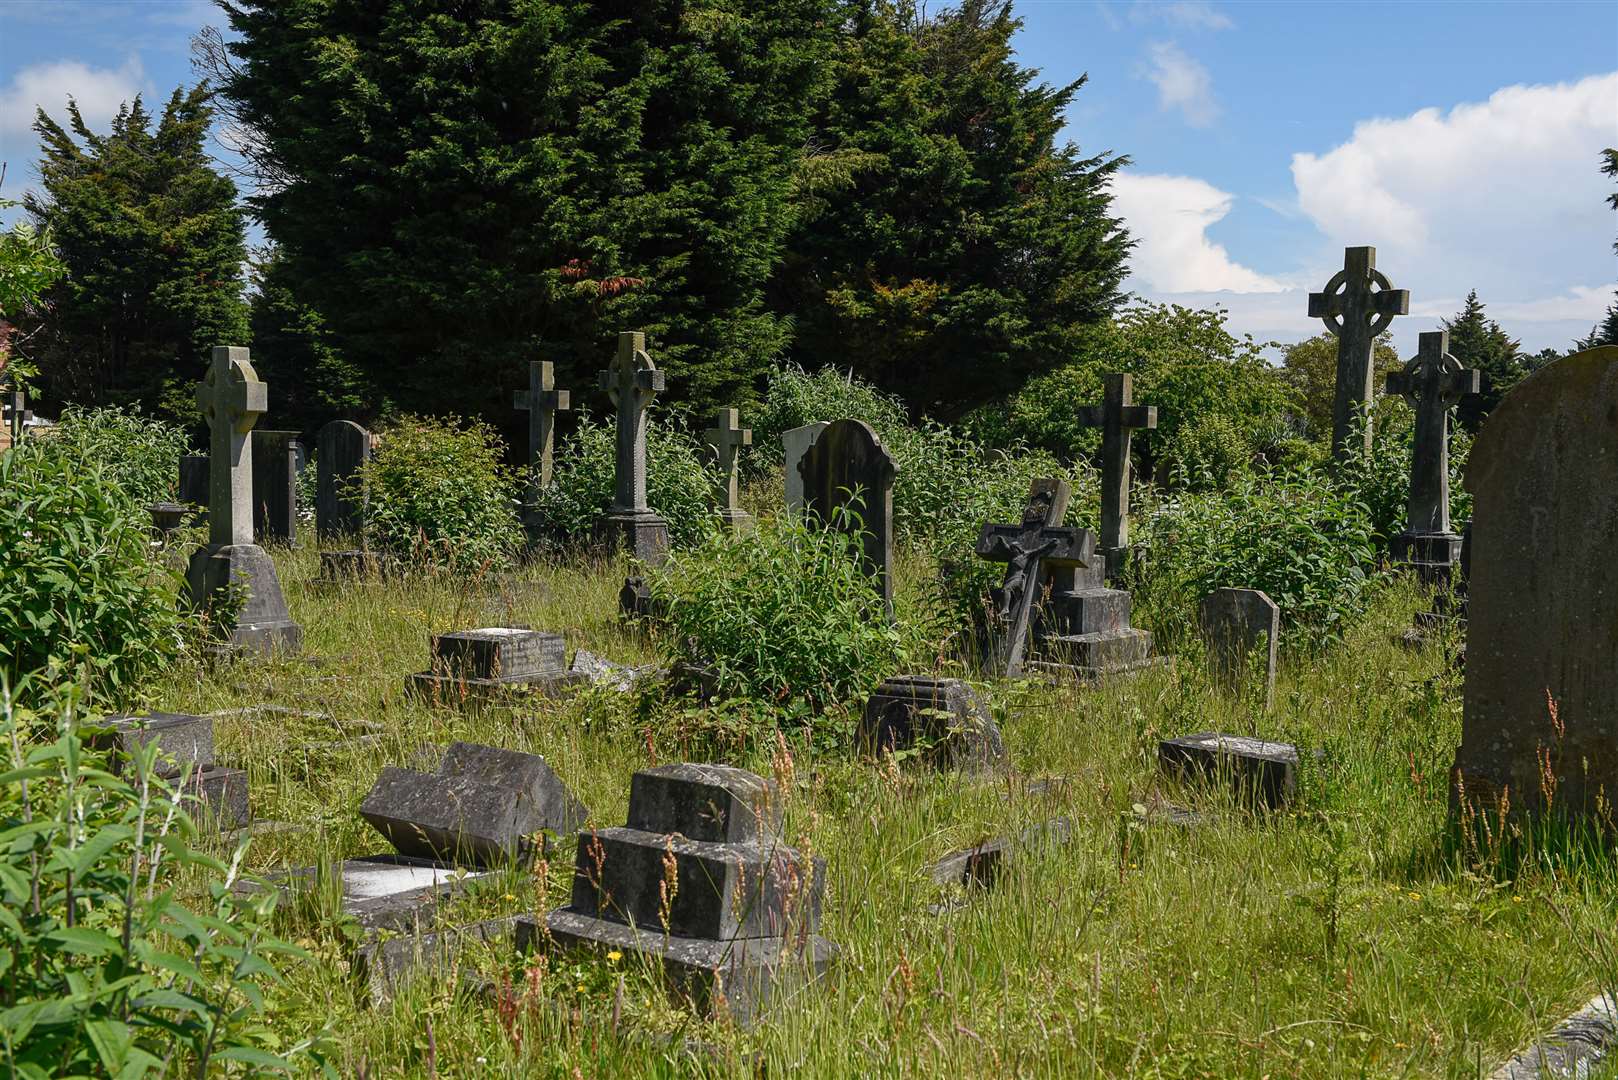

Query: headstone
[178,454,209,510]
[315,420,372,541]
[797,418,897,614]
[1409,519,1472,646]
[1158,732,1300,809]
[1385,330,1479,579]
[1076,373,1157,578]
[1198,588,1280,709]
[250,429,300,546]
[1029,529,1156,680]
[1308,246,1410,461]
[526,764,837,1023]
[705,407,753,534]
[407,627,586,704]
[184,346,302,655]
[782,422,828,516]
[88,713,248,829]
[859,676,1006,773]
[4,388,26,447]
[931,818,1074,890]
[593,331,669,564]
[514,359,570,499]
[1452,346,1618,822]
[360,741,587,867]
[975,478,1087,676]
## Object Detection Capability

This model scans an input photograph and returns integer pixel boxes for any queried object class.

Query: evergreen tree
[1575,149,1618,349]
[220,0,834,426]
[24,88,248,417]
[773,0,1130,419]
[1445,290,1523,432]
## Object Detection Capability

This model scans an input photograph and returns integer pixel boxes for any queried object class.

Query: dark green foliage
[1445,291,1524,433]
[1573,301,1618,351]
[358,416,522,573]
[24,89,248,418]
[32,406,191,508]
[774,0,1130,418]
[245,247,365,432]
[746,365,909,474]
[0,441,183,705]
[0,206,66,393]
[1335,403,1473,546]
[221,0,835,422]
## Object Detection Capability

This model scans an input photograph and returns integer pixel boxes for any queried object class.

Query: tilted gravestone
[525,763,837,1023]
[360,741,587,867]
[1076,373,1157,579]
[315,420,372,541]
[1159,732,1301,810]
[1308,246,1410,461]
[782,422,828,516]
[407,627,586,705]
[976,478,1089,677]
[1385,331,1479,579]
[1199,587,1280,709]
[184,347,302,655]
[860,676,1006,773]
[1452,346,1618,822]
[797,418,897,615]
[705,407,753,534]
[251,429,300,546]
[88,713,248,829]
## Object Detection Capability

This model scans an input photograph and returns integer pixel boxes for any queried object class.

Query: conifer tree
[1445,290,1523,432]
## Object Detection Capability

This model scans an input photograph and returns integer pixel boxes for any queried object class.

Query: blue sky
[2,0,1615,354]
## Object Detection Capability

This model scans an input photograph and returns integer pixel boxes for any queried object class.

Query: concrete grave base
[594,509,670,565]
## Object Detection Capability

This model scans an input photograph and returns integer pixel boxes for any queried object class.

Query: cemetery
[0,3,1614,1077]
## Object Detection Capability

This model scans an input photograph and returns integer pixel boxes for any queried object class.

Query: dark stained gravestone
[1159,732,1301,810]
[860,676,1007,773]
[782,422,828,516]
[797,418,897,614]
[315,420,372,540]
[1308,246,1410,461]
[1199,587,1280,709]
[178,454,210,510]
[1385,331,1479,579]
[1452,346,1618,822]
[975,478,1084,677]
[407,627,586,704]
[251,429,301,546]
[88,713,248,829]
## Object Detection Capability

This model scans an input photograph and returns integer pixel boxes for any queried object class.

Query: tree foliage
[0,204,67,394]
[1278,331,1401,444]
[1444,290,1524,433]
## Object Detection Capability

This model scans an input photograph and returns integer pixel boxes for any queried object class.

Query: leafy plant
[1336,401,1474,547]
[30,405,191,508]
[746,364,910,474]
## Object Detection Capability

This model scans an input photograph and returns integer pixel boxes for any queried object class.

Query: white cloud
[0,57,146,139]
[1111,172,1284,294]
[1132,1,1234,32]
[1142,42,1219,127]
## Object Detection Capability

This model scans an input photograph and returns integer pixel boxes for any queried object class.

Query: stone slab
[782,422,828,515]
[1039,628,1155,675]
[429,628,565,680]
[89,712,214,777]
[1489,993,1615,1079]
[268,855,498,933]
[931,818,1074,890]
[625,763,782,843]
[859,676,1006,773]
[1198,587,1280,708]
[351,916,517,1006]
[176,765,249,831]
[1158,731,1299,809]
[185,542,302,656]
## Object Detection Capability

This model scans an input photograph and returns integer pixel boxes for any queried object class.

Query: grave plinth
[529,763,836,1024]
[859,676,1007,773]
[147,501,194,538]
[407,628,586,704]
[89,713,249,829]
[1033,555,1156,679]
[1158,731,1300,809]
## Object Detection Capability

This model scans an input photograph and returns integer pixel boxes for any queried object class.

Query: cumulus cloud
[1142,42,1219,127]
[1111,172,1284,294]
[0,57,146,139]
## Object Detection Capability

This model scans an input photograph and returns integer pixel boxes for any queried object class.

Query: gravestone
[178,454,210,509]
[247,854,497,934]
[1408,519,1472,648]
[797,418,897,614]
[860,676,1007,773]
[782,422,828,515]
[705,407,753,534]
[514,359,570,500]
[1077,373,1157,578]
[1030,530,1156,680]
[594,331,669,564]
[975,478,1090,677]
[360,741,587,867]
[408,627,587,704]
[1385,331,1479,579]
[89,713,249,828]
[1199,587,1279,709]
[526,764,837,1023]
[3,388,27,448]
[1159,732,1300,809]
[1308,246,1410,461]
[184,347,302,655]
[1452,346,1618,822]
[251,429,300,546]
[315,420,372,540]
[931,818,1075,890]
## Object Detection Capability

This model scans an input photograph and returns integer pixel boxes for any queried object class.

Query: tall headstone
[705,407,753,534]
[797,418,897,614]
[185,347,302,655]
[1385,331,1479,579]
[1077,373,1157,579]
[514,359,570,499]
[975,478,1089,677]
[593,332,669,564]
[1308,246,1410,461]
[4,388,25,447]
[1199,588,1279,709]
[315,420,372,541]
[251,429,300,546]
[782,422,828,515]
[1452,346,1618,822]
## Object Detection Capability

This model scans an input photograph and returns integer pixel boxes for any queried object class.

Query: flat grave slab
[1158,731,1301,809]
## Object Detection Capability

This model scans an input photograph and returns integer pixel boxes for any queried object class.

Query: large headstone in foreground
[1452,346,1618,822]
[797,418,897,614]
[315,420,372,541]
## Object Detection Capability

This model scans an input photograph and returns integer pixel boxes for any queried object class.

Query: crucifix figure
[514,359,570,498]
[1386,330,1479,574]
[975,478,1096,677]
[197,346,267,547]
[705,407,753,534]
[598,332,664,515]
[1309,246,1410,461]
[1077,373,1156,579]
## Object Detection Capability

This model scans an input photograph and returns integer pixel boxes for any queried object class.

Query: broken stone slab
[859,676,1007,773]
[931,817,1074,889]
[569,649,660,693]
[1489,993,1615,1079]
[352,916,518,1006]
[1158,731,1301,809]
[176,766,250,831]
[407,628,587,704]
[246,854,499,933]
[88,712,215,777]
[360,741,588,868]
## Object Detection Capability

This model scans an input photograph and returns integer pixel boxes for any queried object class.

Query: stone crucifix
[1385,330,1479,575]
[705,407,753,534]
[598,332,664,515]
[1309,246,1410,461]
[197,345,267,547]
[974,478,1094,677]
[1077,373,1156,579]
[513,359,570,497]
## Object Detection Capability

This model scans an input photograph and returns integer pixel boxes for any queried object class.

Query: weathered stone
[1031,554,1158,680]
[626,764,781,843]
[250,429,300,546]
[315,420,372,540]
[1198,588,1280,708]
[1076,373,1157,578]
[186,542,302,655]
[178,454,210,510]
[1386,331,1479,580]
[249,855,497,933]
[1452,346,1618,822]
[705,408,753,533]
[89,712,215,776]
[147,501,193,538]
[594,332,670,567]
[931,818,1074,889]
[1308,246,1410,461]
[514,360,570,498]
[1489,993,1615,1080]
[782,422,828,516]
[352,916,517,1006]
[797,418,897,614]
[568,650,657,693]
[859,676,1006,773]
[176,765,250,830]
[407,628,585,702]
[975,478,1088,677]
[1158,731,1300,809]
[360,741,587,867]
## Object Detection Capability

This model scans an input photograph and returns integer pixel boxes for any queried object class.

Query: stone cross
[704,407,753,533]
[196,346,267,548]
[597,332,664,514]
[1077,373,1156,576]
[1386,331,1479,539]
[974,478,1093,677]
[1308,246,1410,460]
[7,389,23,444]
[513,360,570,496]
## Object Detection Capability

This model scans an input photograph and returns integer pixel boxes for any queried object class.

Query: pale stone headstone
[1452,345,1618,822]
[315,420,372,540]
[593,331,669,565]
[782,421,828,515]
[1385,330,1480,578]
[1076,373,1157,578]
[514,359,570,499]
[251,429,300,546]
[1308,246,1410,461]
[704,407,753,534]
[797,418,897,613]
[1199,587,1279,708]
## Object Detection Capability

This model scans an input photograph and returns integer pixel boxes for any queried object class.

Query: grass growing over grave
[144,541,1617,1078]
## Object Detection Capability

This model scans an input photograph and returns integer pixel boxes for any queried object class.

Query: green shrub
[0,440,183,704]
[32,405,190,508]
[746,365,909,474]
[1336,402,1474,546]
[0,678,327,1076]
[647,512,903,744]
[357,415,522,572]
[1162,412,1253,490]
[530,412,715,551]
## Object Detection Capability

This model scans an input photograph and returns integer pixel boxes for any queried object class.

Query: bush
[530,412,715,551]
[357,415,522,572]
[1161,412,1252,490]
[31,405,190,508]
[746,365,910,474]
[0,440,183,704]
[1336,402,1474,547]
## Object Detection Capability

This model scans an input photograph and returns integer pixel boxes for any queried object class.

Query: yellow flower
[502,894,517,902]
[1407,891,1421,901]
[576,983,586,993]
[608,951,623,963]
[1512,896,1525,903]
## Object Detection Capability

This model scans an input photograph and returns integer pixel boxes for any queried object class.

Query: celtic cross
[1386,330,1479,537]
[596,332,664,514]
[1308,246,1409,460]
[195,346,267,547]
[514,359,570,496]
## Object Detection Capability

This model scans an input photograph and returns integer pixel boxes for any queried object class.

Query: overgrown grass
[122,518,1617,1078]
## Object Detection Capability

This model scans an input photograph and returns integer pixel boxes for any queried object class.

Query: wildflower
[576,982,587,993]
[502,893,517,902]
[1407,891,1421,901]
[608,950,623,962]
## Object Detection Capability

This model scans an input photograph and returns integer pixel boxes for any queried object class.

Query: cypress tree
[1445,290,1523,432]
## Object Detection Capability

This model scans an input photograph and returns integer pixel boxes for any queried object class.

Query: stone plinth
[186,543,303,655]
[87,712,248,828]
[594,509,669,566]
[1033,558,1156,679]
[859,676,1006,773]
[1158,731,1300,809]
[408,628,585,703]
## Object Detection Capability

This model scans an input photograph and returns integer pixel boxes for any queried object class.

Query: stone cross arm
[1076,403,1158,430]
[1386,330,1481,405]
[705,408,752,452]
[1307,246,1410,336]
[976,523,1096,568]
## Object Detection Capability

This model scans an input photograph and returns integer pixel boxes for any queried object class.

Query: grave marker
[797,418,897,614]
[1308,246,1410,460]
[251,429,300,546]
[514,359,570,498]
[1199,587,1280,709]
[860,676,1007,773]
[1385,330,1479,578]
[1077,373,1157,578]
[705,407,753,533]
[408,627,587,704]
[90,713,248,829]
[594,331,669,565]
[782,422,828,515]
[315,420,372,540]
[1159,732,1300,809]
[974,478,1088,677]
